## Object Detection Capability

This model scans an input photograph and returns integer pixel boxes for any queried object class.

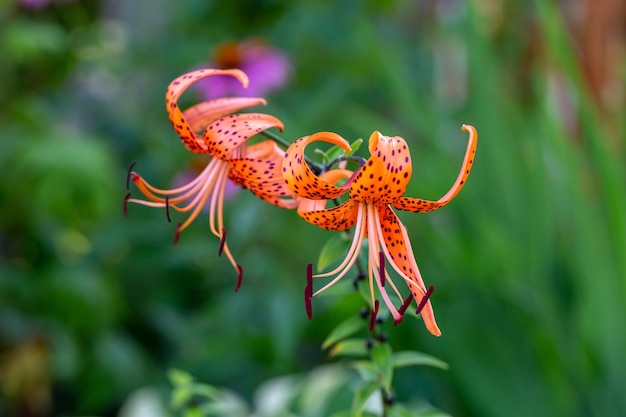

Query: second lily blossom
[282,126,478,336]
[126,69,298,289]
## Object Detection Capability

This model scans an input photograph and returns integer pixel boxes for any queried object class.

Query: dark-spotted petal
[204,113,284,159]
[392,124,477,213]
[298,199,358,231]
[349,131,412,203]
[166,69,252,153]
[228,140,298,209]
[282,132,352,200]
[183,97,267,133]
[377,204,441,336]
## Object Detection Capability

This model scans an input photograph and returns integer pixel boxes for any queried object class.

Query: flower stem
[323,155,367,172]
[259,130,322,174]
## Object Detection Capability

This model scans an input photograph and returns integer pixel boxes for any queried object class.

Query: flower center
[214,42,242,69]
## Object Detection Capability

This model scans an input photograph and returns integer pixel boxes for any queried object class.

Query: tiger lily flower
[282,125,477,336]
[126,69,298,289]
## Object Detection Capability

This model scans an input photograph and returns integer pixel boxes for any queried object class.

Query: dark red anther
[218,228,226,257]
[395,294,414,326]
[126,162,136,190]
[368,300,380,331]
[165,195,171,223]
[123,192,131,218]
[379,251,385,287]
[415,285,434,316]
[234,264,243,292]
[173,222,182,247]
[305,263,313,319]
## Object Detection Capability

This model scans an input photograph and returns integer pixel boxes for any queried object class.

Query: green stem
[259,130,322,174]
[259,129,292,149]
[323,155,367,172]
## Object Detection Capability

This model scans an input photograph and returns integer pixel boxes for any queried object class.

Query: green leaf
[346,138,364,156]
[171,387,192,410]
[392,351,449,370]
[322,315,366,349]
[370,343,393,391]
[314,148,330,164]
[330,410,352,417]
[182,407,203,417]
[388,405,416,417]
[168,368,193,387]
[191,383,221,399]
[329,411,352,417]
[350,380,380,417]
[317,234,352,273]
[351,360,379,383]
[325,143,349,163]
[329,338,368,358]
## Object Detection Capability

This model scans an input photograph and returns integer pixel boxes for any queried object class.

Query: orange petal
[243,140,282,160]
[350,131,412,203]
[166,68,250,154]
[377,204,441,336]
[297,169,354,213]
[204,113,284,159]
[228,161,296,208]
[391,124,477,213]
[227,140,299,209]
[282,132,352,200]
[298,199,359,231]
[183,97,267,133]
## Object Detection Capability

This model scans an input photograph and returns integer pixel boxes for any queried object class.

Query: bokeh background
[1,0,625,416]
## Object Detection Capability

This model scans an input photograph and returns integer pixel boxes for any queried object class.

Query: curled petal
[392,124,477,213]
[166,69,251,153]
[183,97,267,133]
[298,199,358,231]
[350,131,412,203]
[282,132,352,200]
[205,113,284,159]
[377,204,440,336]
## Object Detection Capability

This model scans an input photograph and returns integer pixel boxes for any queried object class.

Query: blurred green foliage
[1,0,625,416]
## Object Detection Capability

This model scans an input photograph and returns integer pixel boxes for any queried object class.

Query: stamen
[305,263,313,319]
[379,251,385,288]
[123,192,131,218]
[126,162,136,190]
[415,285,434,315]
[218,228,226,257]
[165,195,171,223]
[394,294,414,326]
[173,222,182,247]
[369,300,379,331]
[234,264,243,292]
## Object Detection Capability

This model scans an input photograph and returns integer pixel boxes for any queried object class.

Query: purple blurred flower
[196,39,291,100]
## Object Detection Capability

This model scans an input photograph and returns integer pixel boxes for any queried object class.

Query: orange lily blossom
[282,125,477,335]
[125,69,298,290]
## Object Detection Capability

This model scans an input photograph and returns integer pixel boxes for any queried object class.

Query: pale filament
[208,163,238,270]
[313,203,367,296]
[373,206,428,299]
[367,204,401,320]
[175,160,226,231]
[131,159,218,206]
[208,142,245,271]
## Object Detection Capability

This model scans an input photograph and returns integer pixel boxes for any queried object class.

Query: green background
[1,0,624,416]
